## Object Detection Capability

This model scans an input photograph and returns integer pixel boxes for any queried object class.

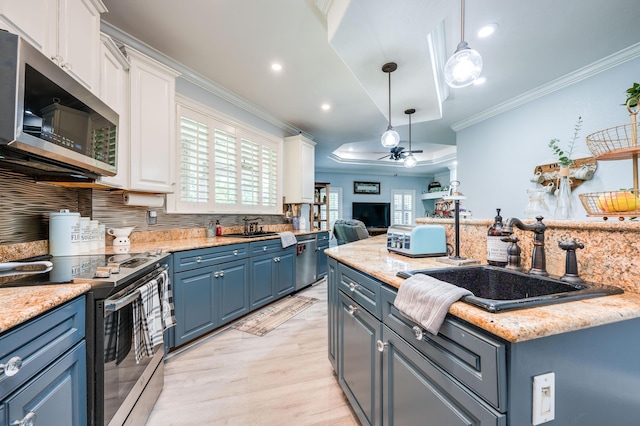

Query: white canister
[49,210,81,256]
[98,223,106,250]
[79,217,92,252]
[90,220,99,251]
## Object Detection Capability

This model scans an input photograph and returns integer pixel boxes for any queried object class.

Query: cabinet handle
[275,257,280,262]
[349,282,357,292]
[196,256,202,263]
[412,325,424,341]
[12,410,35,426]
[214,271,219,278]
[233,250,238,256]
[0,356,22,377]
[51,55,63,65]
[263,246,267,251]
[61,61,72,70]
[376,340,388,353]
[219,270,224,277]
[347,304,358,316]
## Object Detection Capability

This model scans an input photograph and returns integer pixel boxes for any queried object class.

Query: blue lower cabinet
[5,341,87,426]
[274,249,295,297]
[217,259,250,324]
[250,246,295,310]
[316,232,330,278]
[174,266,219,346]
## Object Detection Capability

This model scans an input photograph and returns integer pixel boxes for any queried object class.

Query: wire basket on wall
[585,122,640,160]
[579,190,640,219]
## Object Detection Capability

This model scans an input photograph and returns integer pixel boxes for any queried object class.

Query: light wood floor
[145,279,359,425]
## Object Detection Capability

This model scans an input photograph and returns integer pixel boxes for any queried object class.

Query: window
[168,96,282,214]
[329,187,342,228]
[392,189,415,225]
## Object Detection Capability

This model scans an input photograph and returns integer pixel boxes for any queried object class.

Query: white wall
[457,57,639,220]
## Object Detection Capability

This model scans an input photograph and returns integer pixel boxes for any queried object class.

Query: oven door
[95,266,167,426]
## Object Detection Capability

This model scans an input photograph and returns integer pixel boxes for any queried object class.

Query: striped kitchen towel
[133,281,163,363]
[157,270,176,331]
[394,274,472,335]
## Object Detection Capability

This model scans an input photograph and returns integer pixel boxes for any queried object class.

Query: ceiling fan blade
[407,150,423,154]
[377,154,392,160]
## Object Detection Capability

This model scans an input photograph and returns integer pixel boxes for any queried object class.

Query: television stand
[367,227,388,236]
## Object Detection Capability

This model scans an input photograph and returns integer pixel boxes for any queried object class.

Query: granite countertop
[326,235,640,343]
[0,284,91,334]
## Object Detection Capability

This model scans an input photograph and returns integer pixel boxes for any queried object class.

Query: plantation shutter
[261,144,278,207]
[240,138,260,206]
[178,115,209,204]
[214,125,238,205]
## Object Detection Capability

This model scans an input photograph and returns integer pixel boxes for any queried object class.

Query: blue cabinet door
[316,232,330,278]
[6,341,87,426]
[274,248,295,297]
[327,257,338,371]
[249,254,275,309]
[217,258,250,324]
[338,291,381,426]
[173,266,218,346]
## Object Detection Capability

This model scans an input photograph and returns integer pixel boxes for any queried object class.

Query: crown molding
[452,42,640,132]
[100,21,311,139]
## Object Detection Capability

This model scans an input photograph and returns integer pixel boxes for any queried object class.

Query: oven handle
[104,264,169,313]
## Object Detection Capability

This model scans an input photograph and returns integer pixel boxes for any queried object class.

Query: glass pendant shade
[444,41,483,88]
[381,127,400,148]
[404,154,417,168]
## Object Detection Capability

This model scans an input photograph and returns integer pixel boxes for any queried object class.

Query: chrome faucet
[242,216,263,234]
[501,216,547,276]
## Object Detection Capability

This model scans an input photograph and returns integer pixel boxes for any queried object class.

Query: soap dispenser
[487,208,509,267]
[215,220,223,236]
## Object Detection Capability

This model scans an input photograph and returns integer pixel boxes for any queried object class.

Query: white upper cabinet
[0,0,105,92]
[95,34,129,189]
[124,45,180,193]
[283,135,316,204]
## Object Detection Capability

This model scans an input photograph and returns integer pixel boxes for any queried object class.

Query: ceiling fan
[377,145,423,161]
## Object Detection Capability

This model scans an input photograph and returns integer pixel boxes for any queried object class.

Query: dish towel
[394,274,473,335]
[157,270,176,331]
[279,231,297,248]
[133,281,163,363]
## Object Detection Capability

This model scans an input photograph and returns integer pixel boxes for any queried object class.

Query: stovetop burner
[0,251,170,298]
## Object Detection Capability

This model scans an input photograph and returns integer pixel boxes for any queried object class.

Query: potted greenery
[624,82,640,108]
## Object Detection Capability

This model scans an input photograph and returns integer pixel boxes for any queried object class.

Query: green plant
[624,82,640,108]
[548,116,583,168]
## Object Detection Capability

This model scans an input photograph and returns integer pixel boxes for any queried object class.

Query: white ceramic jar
[49,210,81,256]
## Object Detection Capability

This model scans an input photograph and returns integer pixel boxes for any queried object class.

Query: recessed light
[271,63,282,71]
[321,103,331,111]
[478,24,498,38]
[473,77,486,85]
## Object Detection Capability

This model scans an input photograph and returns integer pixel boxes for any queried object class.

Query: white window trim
[391,189,416,226]
[167,95,283,214]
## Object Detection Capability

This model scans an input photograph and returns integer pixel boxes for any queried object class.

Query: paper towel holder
[122,191,165,208]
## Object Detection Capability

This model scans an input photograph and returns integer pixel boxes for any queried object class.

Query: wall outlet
[532,372,555,425]
[147,210,157,225]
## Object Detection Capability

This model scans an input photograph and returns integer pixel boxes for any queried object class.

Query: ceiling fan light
[404,154,417,168]
[445,41,483,88]
[381,127,400,148]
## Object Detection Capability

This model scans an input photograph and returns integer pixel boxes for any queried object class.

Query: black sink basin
[397,265,623,312]
[220,232,280,238]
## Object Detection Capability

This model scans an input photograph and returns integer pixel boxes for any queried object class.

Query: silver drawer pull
[233,249,238,255]
[0,356,22,377]
[219,270,224,277]
[214,271,219,278]
[412,325,424,341]
[12,411,36,426]
[196,256,202,263]
[347,304,358,316]
[376,340,388,353]
[349,282,357,292]
[263,246,267,251]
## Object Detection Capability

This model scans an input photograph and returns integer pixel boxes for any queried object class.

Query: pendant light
[380,62,400,148]
[444,0,483,88]
[403,109,418,168]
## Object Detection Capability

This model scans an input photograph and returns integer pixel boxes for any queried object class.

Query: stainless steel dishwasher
[295,235,317,291]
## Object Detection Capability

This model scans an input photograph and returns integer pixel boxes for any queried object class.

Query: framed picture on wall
[354,181,380,194]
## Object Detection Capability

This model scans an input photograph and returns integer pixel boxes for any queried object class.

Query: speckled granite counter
[326,235,640,343]
[0,284,90,334]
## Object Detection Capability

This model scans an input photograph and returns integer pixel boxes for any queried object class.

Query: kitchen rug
[232,295,319,336]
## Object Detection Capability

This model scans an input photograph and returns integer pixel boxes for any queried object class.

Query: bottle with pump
[215,220,223,236]
[487,208,509,266]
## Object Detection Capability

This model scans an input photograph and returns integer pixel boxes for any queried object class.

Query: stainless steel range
[3,251,171,426]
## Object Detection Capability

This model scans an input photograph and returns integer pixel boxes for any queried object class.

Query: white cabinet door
[283,135,316,203]
[0,0,104,92]
[96,34,129,189]
[126,46,180,193]
[56,0,103,92]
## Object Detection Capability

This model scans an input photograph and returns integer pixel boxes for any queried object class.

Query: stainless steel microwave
[0,30,118,180]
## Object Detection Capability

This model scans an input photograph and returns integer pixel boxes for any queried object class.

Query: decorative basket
[579,190,640,220]
[585,122,640,160]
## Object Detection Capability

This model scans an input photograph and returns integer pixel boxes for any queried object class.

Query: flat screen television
[353,202,391,228]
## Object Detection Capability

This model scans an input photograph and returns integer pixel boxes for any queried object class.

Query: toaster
[386,225,448,257]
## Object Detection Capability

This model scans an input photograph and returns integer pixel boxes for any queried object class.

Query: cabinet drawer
[338,263,381,319]
[381,286,507,412]
[249,239,283,256]
[0,296,85,401]
[316,232,330,245]
[173,244,249,272]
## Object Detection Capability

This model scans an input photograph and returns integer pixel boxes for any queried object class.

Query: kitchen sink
[220,232,280,238]
[397,265,623,312]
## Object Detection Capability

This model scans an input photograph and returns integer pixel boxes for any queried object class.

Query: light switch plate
[532,372,555,425]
